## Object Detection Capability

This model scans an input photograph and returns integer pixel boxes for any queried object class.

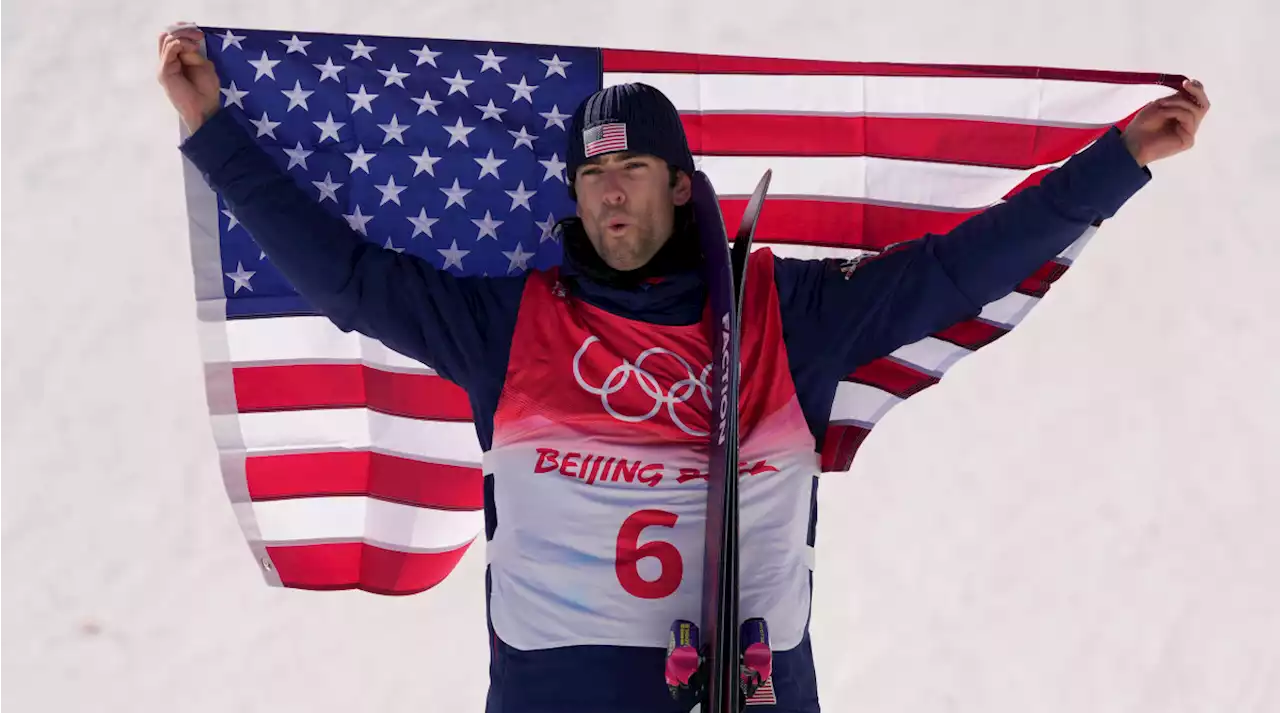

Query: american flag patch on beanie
[583,122,628,157]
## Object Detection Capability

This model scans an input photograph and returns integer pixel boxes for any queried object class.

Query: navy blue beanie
[565,82,695,199]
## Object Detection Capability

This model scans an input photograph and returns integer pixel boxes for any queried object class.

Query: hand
[157,23,222,133]
[1122,78,1211,167]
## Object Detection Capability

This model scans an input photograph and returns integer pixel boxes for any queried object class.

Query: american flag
[584,122,629,156]
[181,24,1183,595]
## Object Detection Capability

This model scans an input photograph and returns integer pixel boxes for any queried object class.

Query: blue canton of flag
[203,27,600,318]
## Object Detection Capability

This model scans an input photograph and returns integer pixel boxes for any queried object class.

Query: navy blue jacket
[181,105,1151,712]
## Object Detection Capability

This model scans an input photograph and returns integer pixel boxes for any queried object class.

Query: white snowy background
[3,1,1279,711]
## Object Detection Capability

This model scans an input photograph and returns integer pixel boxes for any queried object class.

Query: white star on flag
[536,213,560,242]
[407,208,439,238]
[378,114,410,144]
[540,153,567,182]
[508,126,537,150]
[313,57,345,82]
[384,237,405,253]
[503,242,534,273]
[438,240,469,271]
[540,54,572,78]
[376,176,408,205]
[412,89,442,116]
[475,99,507,121]
[250,111,281,139]
[312,172,343,203]
[283,142,313,170]
[344,39,376,60]
[347,85,378,113]
[217,30,245,50]
[344,205,373,235]
[443,70,474,96]
[313,112,345,143]
[444,117,476,147]
[539,105,569,130]
[379,63,410,88]
[410,43,442,66]
[222,208,239,230]
[475,149,506,179]
[220,81,249,109]
[344,144,376,173]
[472,210,504,240]
[409,147,443,176]
[441,179,471,209]
[475,49,507,73]
[507,75,538,103]
[281,80,314,111]
[224,262,255,292]
[505,181,537,211]
[279,34,311,55]
[248,51,280,81]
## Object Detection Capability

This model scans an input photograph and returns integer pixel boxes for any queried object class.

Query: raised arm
[776,80,1210,380]
[162,27,525,388]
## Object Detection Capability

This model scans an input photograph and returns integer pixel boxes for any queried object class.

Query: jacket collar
[555,212,707,327]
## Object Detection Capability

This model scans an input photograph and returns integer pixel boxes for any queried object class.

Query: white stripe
[1056,227,1098,265]
[829,381,902,426]
[754,242,873,262]
[224,315,436,373]
[603,72,1171,125]
[693,153,1060,208]
[253,496,483,551]
[980,291,1039,327]
[890,337,972,375]
[237,408,483,466]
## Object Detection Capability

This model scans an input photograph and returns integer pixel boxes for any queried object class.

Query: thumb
[179,49,208,67]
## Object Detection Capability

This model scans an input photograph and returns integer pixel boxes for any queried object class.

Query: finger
[171,28,203,44]
[1155,96,1207,128]
[1156,104,1201,137]
[1158,95,1203,116]
[158,38,183,75]
[1181,79,1210,109]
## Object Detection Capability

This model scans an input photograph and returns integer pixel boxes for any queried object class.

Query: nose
[601,171,626,206]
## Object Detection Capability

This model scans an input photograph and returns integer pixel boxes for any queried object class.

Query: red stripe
[718,166,1070,250]
[602,48,1183,87]
[684,114,1114,168]
[1018,261,1071,297]
[266,540,474,595]
[934,319,1009,350]
[246,451,484,509]
[849,358,940,398]
[820,425,869,473]
[234,364,472,420]
[721,197,981,251]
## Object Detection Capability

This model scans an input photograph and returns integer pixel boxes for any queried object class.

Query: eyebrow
[582,151,649,166]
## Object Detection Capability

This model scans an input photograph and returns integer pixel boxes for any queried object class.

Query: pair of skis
[665,169,773,713]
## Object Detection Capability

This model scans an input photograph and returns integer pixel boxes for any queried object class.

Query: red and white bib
[483,249,819,652]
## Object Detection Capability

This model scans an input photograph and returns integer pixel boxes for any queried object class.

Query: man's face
[573,151,692,272]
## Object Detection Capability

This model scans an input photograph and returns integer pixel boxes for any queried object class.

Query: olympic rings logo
[572,336,713,436]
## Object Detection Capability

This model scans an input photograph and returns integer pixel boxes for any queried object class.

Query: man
[159,26,1208,713]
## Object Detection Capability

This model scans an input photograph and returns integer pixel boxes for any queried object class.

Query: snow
[3,1,1279,711]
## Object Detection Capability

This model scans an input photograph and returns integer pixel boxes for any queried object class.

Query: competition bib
[485,250,819,652]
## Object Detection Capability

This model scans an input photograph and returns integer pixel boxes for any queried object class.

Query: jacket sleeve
[179,107,526,389]
[774,125,1152,380]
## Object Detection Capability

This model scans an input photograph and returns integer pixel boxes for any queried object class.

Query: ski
[675,169,772,713]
